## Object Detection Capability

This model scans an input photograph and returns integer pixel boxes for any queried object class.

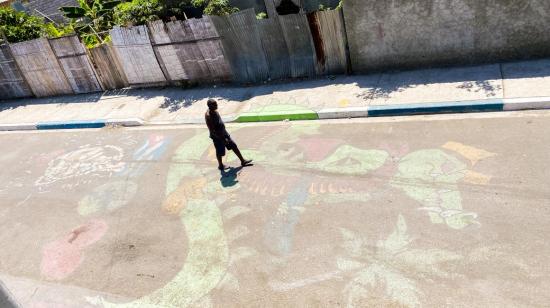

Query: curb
[0,123,37,131]
[235,110,319,123]
[1,97,550,131]
[0,118,144,132]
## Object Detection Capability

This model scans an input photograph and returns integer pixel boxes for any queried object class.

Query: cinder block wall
[343,0,550,72]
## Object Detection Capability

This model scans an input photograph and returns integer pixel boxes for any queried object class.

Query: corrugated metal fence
[110,25,167,86]
[210,8,348,83]
[0,40,32,99]
[49,35,102,94]
[88,44,129,90]
[9,38,73,97]
[148,17,231,83]
[1,7,350,99]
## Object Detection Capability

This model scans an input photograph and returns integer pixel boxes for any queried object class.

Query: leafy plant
[199,0,238,16]
[43,23,75,38]
[60,0,121,47]
[114,0,162,26]
[0,7,45,43]
[256,12,267,19]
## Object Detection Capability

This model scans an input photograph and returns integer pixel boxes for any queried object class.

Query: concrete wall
[343,0,550,72]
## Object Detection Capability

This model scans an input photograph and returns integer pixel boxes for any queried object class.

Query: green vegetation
[114,0,162,26]
[2,0,238,46]
[60,0,121,48]
[256,12,267,19]
[0,7,72,43]
[0,7,46,43]
[319,0,344,11]
[114,0,239,27]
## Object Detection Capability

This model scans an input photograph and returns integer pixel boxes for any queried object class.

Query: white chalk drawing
[338,215,463,307]
[35,145,125,187]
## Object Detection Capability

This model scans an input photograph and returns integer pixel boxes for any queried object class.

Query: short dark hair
[207,98,217,110]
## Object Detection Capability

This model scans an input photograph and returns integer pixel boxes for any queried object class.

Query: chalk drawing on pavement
[78,181,138,216]
[41,219,108,281]
[391,149,477,230]
[338,215,462,308]
[119,135,170,178]
[35,145,125,187]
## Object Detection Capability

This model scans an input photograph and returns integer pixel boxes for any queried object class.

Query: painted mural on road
[4,124,532,307]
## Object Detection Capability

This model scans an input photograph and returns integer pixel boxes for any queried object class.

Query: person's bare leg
[232,145,252,166]
[216,155,225,170]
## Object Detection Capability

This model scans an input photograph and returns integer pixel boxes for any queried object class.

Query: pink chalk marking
[299,138,342,162]
[40,219,108,281]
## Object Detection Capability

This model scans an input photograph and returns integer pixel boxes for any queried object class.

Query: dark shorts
[212,136,236,157]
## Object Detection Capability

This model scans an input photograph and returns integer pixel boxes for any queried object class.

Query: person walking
[205,99,252,170]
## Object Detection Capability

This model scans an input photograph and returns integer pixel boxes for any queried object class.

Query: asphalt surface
[1,111,549,307]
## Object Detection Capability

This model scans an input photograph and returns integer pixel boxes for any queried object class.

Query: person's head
[207,99,218,111]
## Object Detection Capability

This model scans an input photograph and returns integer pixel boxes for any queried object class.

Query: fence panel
[149,19,210,82]
[10,38,73,97]
[49,35,102,94]
[308,9,348,75]
[257,18,291,80]
[279,14,316,78]
[0,43,32,99]
[89,44,129,90]
[211,9,269,83]
[110,26,167,86]
[189,17,232,80]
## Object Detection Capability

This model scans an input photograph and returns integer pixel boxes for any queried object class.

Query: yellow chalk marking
[442,142,496,165]
[339,98,350,107]
[463,170,492,185]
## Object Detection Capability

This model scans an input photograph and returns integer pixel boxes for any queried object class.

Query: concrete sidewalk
[1,58,550,129]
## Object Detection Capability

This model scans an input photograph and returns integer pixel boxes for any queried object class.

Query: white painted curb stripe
[104,118,145,127]
[318,107,370,119]
[503,97,550,111]
[0,123,37,131]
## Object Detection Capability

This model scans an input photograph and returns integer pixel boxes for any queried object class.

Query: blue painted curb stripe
[367,99,504,117]
[36,120,106,130]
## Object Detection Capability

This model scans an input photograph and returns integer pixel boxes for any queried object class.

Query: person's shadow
[219,163,254,188]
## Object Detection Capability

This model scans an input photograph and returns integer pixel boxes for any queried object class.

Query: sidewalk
[1,58,550,130]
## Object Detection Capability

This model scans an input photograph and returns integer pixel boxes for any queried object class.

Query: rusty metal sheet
[308,9,348,75]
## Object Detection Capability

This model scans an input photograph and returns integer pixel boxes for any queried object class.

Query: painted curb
[367,99,504,117]
[318,107,369,119]
[0,123,37,131]
[36,118,144,130]
[236,111,319,123]
[503,97,550,111]
[2,97,550,131]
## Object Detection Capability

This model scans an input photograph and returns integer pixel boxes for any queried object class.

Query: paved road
[1,111,549,307]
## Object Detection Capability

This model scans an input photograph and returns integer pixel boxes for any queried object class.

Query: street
[1,111,549,307]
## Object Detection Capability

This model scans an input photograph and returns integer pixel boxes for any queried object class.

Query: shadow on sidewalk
[3,59,550,111]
